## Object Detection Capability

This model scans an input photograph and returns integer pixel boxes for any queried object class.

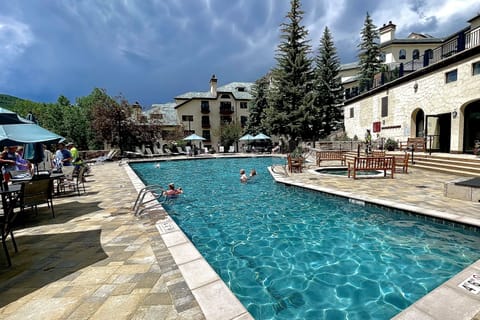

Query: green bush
[385,138,398,150]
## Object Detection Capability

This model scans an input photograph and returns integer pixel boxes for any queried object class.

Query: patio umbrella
[0,107,64,171]
[253,133,271,140]
[0,107,63,146]
[183,133,206,141]
[239,134,255,141]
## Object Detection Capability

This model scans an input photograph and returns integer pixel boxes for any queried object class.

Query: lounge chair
[176,147,187,155]
[228,146,235,153]
[153,145,165,156]
[86,149,119,164]
[185,146,193,156]
[145,147,162,157]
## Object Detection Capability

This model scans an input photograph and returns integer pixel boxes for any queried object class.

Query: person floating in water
[249,169,257,178]
[164,183,183,198]
[240,169,248,183]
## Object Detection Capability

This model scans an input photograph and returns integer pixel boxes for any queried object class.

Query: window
[349,108,354,118]
[445,69,457,83]
[381,97,388,117]
[182,115,193,122]
[221,94,230,99]
[202,130,211,141]
[201,116,210,127]
[473,61,480,75]
[412,49,420,60]
[240,102,248,109]
[220,116,232,124]
[237,87,245,92]
[201,101,210,113]
[240,116,248,127]
[425,49,433,59]
[399,49,406,60]
[220,101,233,113]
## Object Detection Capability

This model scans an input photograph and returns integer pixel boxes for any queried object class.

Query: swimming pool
[131,157,480,320]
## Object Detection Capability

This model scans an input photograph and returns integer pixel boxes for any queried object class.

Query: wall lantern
[452,110,458,119]
[413,82,418,93]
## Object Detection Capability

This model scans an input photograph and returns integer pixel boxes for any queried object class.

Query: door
[425,113,451,152]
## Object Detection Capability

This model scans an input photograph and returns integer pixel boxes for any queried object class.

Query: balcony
[219,107,234,115]
[202,122,211,129]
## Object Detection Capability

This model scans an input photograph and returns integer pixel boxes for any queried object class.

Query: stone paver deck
[1,155,480,319]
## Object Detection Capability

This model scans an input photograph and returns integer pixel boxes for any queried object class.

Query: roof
[340,62,359,70]
[146,102,178,126]
[175,81,254,101]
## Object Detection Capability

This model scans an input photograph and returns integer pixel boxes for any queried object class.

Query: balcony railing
[347,27,480,99]
[219,107,234,115]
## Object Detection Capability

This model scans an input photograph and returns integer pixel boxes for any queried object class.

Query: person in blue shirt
[55,142,73,167]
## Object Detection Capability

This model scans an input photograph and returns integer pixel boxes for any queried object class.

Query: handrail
[133,185,166,216]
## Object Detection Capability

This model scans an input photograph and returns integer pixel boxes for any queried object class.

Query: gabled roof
[175,81,254,101]
[147,102,178,126]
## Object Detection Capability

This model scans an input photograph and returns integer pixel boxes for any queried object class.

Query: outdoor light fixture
[413,82,418,92]
[452,110,458,118]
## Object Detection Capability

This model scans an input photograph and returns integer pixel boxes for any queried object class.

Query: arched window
[412,49,420,60]
[399,49,406,60]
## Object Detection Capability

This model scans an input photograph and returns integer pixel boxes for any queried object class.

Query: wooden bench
[316,151,346,166]
[399,137,426,152]
[347,156,395,179]
[394,153,410,173]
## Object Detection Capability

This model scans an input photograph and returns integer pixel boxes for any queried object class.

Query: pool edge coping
[123,162,254,320]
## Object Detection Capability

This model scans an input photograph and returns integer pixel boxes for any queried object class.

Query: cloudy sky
[1,0,479,108]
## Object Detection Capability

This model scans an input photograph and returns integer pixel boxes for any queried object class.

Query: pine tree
[358,12,381,91]
[265,0,313,150]
[245,74,270,134]
[309,26,344,141]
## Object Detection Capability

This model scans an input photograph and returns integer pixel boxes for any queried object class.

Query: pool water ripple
[132,158,480,320]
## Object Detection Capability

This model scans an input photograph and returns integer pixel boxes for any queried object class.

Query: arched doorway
[414,109,425,137]
[463,101,480,153]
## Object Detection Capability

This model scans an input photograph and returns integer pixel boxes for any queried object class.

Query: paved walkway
[0,162,205,320]
[1,156,480,319]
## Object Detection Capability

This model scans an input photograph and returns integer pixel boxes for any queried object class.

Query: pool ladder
[132,185,166,216]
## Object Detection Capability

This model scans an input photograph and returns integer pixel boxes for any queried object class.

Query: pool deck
[0,154,479,320]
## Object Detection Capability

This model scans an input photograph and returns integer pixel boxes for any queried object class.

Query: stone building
[343,14,480,154]
[174,75,253,151]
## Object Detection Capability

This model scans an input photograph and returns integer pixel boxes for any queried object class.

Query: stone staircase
[409,153,480,176]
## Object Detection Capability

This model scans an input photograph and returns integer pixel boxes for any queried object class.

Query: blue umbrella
[239,134,255,141]
[0,107,63,146]
[253,133,271,140]
[0,108,64,170]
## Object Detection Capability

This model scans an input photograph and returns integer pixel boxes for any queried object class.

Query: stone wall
[344,53,480,152]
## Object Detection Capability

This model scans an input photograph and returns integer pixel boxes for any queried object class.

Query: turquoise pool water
[131,157,480,320]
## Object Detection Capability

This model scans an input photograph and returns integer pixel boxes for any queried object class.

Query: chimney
[210,74,217,96]
[379,21,396,44]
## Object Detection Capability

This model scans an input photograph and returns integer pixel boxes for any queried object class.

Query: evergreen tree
[308,26,344,142]
[358,12,381,91]
[245,74,270,134]
[265,0,313,150]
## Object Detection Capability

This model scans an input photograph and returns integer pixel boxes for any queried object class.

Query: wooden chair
[395,153,410,173]
[287,154,303,173]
